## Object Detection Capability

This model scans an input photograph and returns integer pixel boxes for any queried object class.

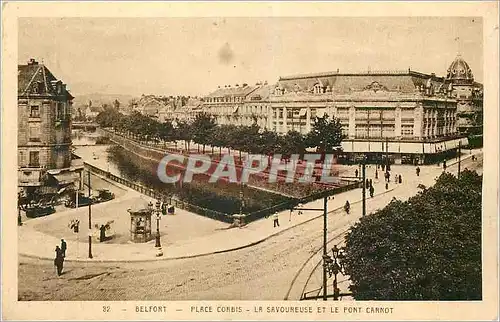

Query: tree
[258,130,280,156]
[95,108,123,128]
[306,115,344,157]
[191,112,217,153]
[280,130,306,163]
[174,120,194,151]
[218,124,238,156]
[342,170,482,300]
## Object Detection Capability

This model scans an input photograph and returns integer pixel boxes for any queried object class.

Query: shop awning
[316,109,326,118]
[49,171,80,185]
[232,106,239,114]
[299,108,307,117]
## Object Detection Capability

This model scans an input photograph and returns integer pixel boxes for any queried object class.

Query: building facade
[18,59,83,195]
[202,83,274,129]
[445,55,483,137]
[201,55,482,164]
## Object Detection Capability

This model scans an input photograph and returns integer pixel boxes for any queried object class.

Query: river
[72,131,291,218]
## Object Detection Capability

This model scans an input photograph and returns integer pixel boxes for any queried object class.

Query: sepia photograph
[2,1,499,321]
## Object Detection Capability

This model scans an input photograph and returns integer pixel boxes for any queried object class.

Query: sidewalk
[18,150,481,263]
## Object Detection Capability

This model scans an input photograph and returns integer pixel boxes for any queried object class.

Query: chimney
[28,58,38,65]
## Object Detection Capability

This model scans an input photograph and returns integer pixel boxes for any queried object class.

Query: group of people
[54,239,67,276]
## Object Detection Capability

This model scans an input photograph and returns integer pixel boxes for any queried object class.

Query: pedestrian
[99,224,107,242]
[60,239,67,258]
[398,174,402,184]
[443,160,447,171]
[394,174,398,183]
[272,212,280,228]
[381,164,385,171]
[375,170,378,179]
[355,169,358,178]
[344,200,350,214]
[369,185,374,198]
[385,182,389,190]
[369,179,373,188]
[365,178,370,188]
[416,166,420,176]
[54,246,64,276]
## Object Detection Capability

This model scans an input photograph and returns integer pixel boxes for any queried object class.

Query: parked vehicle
[25,204,56,218]
[65,191,93,208]
[93,189,115,203]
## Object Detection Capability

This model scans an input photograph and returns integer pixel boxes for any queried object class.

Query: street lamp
[291,197,329,301]
[154,199,162,248]
[323,244,351,300]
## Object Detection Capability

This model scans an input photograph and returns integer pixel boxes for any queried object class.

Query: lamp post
[154,200,162,248]
[291,197,328,300]
[458,140,462,179]
[17,192,22,226]
[87,170,93,259]
[324,245,349,300]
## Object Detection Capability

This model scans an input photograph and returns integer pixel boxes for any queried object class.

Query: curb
[19,186,398,263]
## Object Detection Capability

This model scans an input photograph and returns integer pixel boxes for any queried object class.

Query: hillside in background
[72,93,137,108]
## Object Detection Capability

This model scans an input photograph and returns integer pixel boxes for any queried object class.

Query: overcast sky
[19,17,483,97]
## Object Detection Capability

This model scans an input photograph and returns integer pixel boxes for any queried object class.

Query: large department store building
[202,55,482,165]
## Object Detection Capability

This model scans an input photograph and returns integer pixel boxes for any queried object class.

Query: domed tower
[446,55,482,138]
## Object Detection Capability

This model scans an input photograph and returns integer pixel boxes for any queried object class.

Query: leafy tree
[174,120,194,151]
[158,121,174,146]
[306,115,344,157]
[191,112,217,153]
[95,108,123,128]
[343,170,482,300]
[258,130,280,156]
[280,130,306,164]
[218,124,238,156]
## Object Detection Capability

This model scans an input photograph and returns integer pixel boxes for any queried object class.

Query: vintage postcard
[2,1,499,321]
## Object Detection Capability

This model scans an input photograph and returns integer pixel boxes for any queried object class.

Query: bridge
[72,122,99,130]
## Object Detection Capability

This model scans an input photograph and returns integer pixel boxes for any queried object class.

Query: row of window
[19,151,40,167]
[206,96,244,103]
[28,102,69,119]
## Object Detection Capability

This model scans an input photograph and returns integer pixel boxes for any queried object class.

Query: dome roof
[446,55,474,82]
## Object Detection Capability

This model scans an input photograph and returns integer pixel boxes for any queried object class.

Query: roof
[246,84,274,101]
[276,70,451,95]
[18,59,74,99]
[446,54,474,82]
[206,85,259,98]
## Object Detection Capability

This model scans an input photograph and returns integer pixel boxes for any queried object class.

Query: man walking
[398,174,402,184]
[272,212,280,228]
[60,239,67,258]
[416,166,420,176]
[355,169,358,178]
[369,185,374,198]
[54,246,64,276]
